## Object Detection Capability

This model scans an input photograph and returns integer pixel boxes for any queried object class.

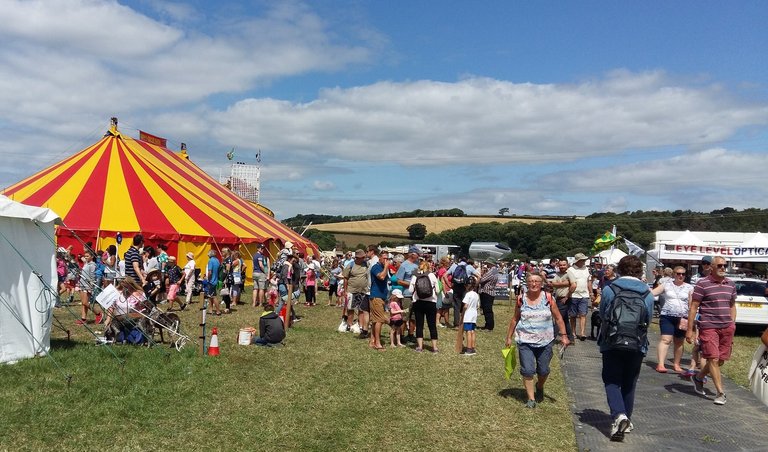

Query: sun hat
[186,252,194,259]
[574,253,589,262]
[354,249,366,258]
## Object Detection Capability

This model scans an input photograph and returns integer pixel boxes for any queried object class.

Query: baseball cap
[701,255,713,264]
[408,245,421,255]
[391,289,404,299]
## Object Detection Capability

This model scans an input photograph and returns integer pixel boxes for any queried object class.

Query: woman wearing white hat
[183,252,196,305]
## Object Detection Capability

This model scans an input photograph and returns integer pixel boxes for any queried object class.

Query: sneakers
[534,387,544,403]
[94,313,104,324]
[525,400,537,409]
[692,375,706,395]
[713,393,727,405]
[464,348,477,356]
[610,414,630,442]
[625,422,634,433]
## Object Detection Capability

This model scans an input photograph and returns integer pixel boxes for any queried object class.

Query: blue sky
[1,0,766,219]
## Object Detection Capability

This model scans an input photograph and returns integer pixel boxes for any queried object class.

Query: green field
[3,290,764,451]
[0,293,575,451]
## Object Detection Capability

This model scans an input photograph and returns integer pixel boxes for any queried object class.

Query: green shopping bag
[501,344,517,380]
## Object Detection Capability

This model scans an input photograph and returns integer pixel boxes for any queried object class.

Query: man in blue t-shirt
[252,244,269,307]
[369,250,391,350]
[394,246,420,341]
[206,250,221,315]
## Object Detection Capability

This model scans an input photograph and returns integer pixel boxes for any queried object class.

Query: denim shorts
[568,297,589,317]
[463,323,476,331]
[518,341,554,378]
[659,315,686,338]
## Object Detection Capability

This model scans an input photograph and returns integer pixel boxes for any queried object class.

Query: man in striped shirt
[478,258,499,331]
[686,255,737,405]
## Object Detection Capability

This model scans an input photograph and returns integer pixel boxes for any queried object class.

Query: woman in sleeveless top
[505,273,569,408]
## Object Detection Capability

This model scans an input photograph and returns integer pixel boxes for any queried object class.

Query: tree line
[302,208,768,260]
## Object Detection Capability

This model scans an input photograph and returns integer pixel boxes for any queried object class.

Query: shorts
[659,315,686,338]
[463,323,476,331]
[369,297,389,324]
[204,283,216,298]
[252,272,268,290]
[167,283,180,300]
[229,284,242,299]
[350,293,368,311]
[390,319,403,328]
[328,283,338,295]
[699,324,736,361]
[568,297,589,317]
[518,341,554,378]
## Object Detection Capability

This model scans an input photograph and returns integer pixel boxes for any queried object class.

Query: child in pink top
[304,268,316,306]
[389,289,405,347]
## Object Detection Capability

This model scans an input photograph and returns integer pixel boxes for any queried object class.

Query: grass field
[0,291,576,451]
[311,216,564,236]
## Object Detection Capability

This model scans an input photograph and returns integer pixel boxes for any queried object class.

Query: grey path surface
[561,326,768,451]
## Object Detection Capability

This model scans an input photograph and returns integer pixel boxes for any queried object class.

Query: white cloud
[208,72,768,166]
[313,180,336,190]
[0,0,373,130]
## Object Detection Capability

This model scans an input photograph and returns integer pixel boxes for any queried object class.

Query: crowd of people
[56,236,767,442]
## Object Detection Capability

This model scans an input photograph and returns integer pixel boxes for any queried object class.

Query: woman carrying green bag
[505,274,570,408]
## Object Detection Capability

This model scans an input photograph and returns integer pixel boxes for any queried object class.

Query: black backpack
[599,283,650,352]
[415,273,433,299]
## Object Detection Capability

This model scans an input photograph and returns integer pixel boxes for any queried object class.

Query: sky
[1,0,767,220]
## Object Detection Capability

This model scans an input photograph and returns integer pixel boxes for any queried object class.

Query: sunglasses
[715,264,727,269]
[675,272,686,276]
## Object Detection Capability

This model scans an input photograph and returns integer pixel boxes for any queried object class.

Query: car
[732,277,768,326]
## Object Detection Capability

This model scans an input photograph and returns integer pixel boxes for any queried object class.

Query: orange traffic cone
[208,327,220,356]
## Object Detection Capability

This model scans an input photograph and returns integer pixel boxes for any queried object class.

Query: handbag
[678,317,688,332]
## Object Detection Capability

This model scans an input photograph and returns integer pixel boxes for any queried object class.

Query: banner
[664,244,768,257]
[139,130,168,148]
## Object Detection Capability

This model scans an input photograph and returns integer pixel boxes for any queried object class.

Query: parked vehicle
[732,277,768,325]
[468,242,511,261]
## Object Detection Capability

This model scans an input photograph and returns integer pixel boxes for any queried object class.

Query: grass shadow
[498,387,528,402]
[50,338,77,350]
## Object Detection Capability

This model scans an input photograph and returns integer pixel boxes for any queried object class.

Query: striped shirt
[479,267,499,296]
[693,275,736,329]
[124,246,141,281]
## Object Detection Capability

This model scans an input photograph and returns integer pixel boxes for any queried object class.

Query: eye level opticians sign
[665,245,768,257]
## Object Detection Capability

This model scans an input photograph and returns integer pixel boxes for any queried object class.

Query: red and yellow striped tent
[1,123,317,266]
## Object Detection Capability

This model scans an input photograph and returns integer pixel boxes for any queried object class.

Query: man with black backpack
[451,257,470,328]
[598,255,654,442]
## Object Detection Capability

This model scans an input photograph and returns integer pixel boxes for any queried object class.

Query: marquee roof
[2,127,315,252]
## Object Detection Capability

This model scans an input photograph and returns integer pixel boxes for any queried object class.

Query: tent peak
[104,116,122,139]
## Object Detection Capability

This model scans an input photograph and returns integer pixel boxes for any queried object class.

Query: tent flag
[591,231,618,254]
[624,238,645,257]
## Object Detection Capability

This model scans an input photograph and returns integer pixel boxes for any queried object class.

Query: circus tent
[1,121,317,264]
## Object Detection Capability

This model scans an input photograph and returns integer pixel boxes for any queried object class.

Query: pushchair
[177,268,204,297]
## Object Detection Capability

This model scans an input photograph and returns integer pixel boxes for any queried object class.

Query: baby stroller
[178,268,204,297]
